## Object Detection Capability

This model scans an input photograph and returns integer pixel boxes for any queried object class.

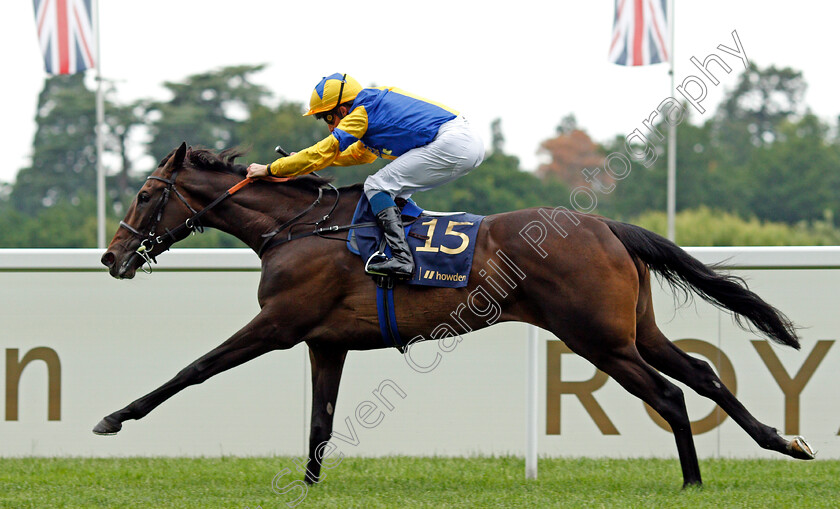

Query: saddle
[344,195,485,350]
[346,196,484,290]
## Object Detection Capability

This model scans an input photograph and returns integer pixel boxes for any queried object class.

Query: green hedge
[632,206,840,246]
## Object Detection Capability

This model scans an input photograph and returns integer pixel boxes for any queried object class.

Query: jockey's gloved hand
[246,163,269,178]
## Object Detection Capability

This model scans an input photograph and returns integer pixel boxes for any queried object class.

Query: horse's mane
[176,147,335,191]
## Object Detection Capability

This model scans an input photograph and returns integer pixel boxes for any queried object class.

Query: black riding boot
[366,206,415,279]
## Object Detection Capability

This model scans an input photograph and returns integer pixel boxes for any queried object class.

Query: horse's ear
[162,142,188,175]
[173,142,187,167]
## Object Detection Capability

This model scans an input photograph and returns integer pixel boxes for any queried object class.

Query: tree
[595,133,666,219]
[710,63,807,183]
[10,74,98,215]
[490,118,505,153]
[104,96,147,214]
[536,117,605,189]
[7,74,147,217]
[701,65,834,224]
[716,63,806,147]
[555,113,579,135]
[667,118,727,213]
[416,120,570,215]
[147,65,271,160]
[738,113,840,223]
[0,196,100,247]
[604,64,816,223]
[9,63,835,248]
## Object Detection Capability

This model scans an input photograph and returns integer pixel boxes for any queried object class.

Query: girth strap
[258,221,378,257]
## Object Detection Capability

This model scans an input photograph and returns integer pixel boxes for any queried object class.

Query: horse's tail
[603,219,800,349]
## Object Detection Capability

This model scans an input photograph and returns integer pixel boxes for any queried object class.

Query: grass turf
[1,456,838,508]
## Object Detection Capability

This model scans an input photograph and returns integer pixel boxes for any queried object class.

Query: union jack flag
[33,0,97,75]
[609,0,669,66]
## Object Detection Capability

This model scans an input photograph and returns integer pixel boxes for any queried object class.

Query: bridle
[118,166,343,274]
[119,168,202,272]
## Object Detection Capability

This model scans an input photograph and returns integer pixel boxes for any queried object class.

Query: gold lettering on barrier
[5,347,62,421]
[546,341,619,435]
[644,339,737,434]
[751,340,834,435]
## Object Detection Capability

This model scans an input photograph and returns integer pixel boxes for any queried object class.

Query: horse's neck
[200,181,360,253]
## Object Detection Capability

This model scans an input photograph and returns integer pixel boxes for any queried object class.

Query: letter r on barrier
[546,341,619,435]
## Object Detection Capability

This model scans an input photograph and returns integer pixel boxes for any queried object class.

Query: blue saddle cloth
[346,195,484,289]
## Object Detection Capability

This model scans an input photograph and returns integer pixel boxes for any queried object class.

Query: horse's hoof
[92,416,122,436]
[787,436,816,459]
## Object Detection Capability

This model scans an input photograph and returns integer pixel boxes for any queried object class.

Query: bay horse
[96,142,815,487]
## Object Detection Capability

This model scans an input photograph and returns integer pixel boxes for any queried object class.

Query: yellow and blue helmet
[304,73,362,116]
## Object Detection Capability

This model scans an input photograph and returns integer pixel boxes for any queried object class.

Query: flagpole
[525,324,538,480]
[94,0,106,249]
[666,0,676,242]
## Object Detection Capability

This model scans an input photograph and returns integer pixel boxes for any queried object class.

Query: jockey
[246,73,485,279]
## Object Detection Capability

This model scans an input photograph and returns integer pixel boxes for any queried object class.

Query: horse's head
[101,142,199,279]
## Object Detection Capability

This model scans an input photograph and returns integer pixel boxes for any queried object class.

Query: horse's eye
[138,192,151,204]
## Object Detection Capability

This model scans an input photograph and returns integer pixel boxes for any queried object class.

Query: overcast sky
[1,1,838,184]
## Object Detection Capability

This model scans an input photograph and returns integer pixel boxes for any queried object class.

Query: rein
[119,164,383,273]
[119,171,298,273]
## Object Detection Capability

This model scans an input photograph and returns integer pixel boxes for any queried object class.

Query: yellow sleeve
[331,140,378,167]
[267,136,341,177]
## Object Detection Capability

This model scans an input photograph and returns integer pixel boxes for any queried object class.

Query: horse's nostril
[101,251,116,268]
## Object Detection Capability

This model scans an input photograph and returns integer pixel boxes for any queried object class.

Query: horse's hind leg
[537,235,701,486]
[304,345,347,484]
[92,310,290,435]
[635,312,816,460]
[584,345,703,486]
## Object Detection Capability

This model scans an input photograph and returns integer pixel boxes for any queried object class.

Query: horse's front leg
[304,345,347,484]
[93,310,293,435]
